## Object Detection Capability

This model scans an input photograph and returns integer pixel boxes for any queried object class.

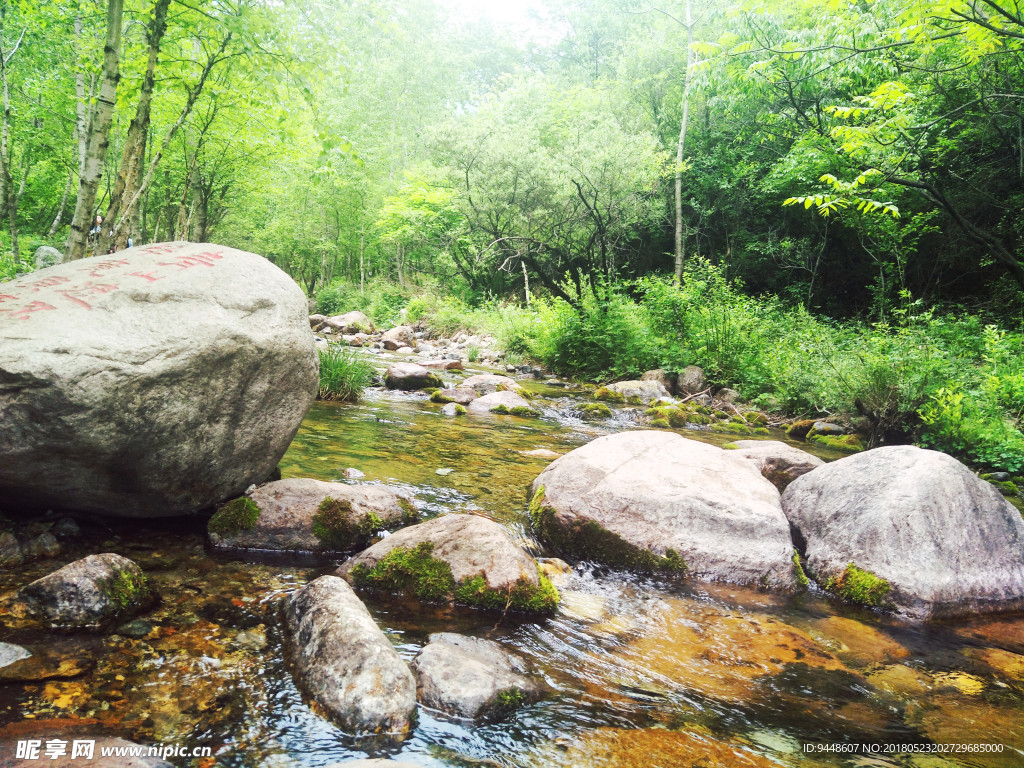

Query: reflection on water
[1,379,1022,767]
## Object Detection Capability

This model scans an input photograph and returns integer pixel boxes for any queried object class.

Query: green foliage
[824,563,892,608]
[208,497,261,537]
[317,345,376,402]
[494,688,526,712]
[317,281,412,328]
[108,569,148,610]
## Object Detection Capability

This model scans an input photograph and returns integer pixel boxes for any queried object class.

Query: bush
[316,280,411,327]
[318,345,376,401]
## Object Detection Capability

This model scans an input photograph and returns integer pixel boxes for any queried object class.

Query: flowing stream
[1,364,1023,767]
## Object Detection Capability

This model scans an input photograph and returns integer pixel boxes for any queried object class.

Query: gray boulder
[284,575,416,736]
[323,310,373,334]
[384,362,443,390]
[467,390,535,415]
[529,431,798,589]
[605,379,669,404]
[459,373,522,395]
[412,633,544,719]
[781,445,1024,619]
[641,368,672,392]
[724,440,825,491]
[339,514,558,613]
[0,242,318,517]
[208,478,417,554]
[439,403,465,417]
[422,359,464,371]
[6,553,149,630]
[434,387,478,405]
[381,325,415,350]
[32,245,64,269]
[676,365,707,395]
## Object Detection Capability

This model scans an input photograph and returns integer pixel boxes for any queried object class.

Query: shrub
[318,345,376,401]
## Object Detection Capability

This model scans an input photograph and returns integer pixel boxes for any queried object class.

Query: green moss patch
[529,487,688,575]
[786,419,818,440]
[793,550,809,589]
[208,497,261,537]
[454,404,467,415]
[312,496,392,551]
[350,541,558,614]
[808,434,864,452]
[494,687,525,712]
[626,394,643,406]
[824,562,891,607]
[108,569,148,610]
[397,496,420,524]
[594,387,625,403]
[580,402,612,419]
[430,390,454,403]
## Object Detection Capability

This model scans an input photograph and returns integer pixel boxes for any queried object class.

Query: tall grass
[317,345,376,401]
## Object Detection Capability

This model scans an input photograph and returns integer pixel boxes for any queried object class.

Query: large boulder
[781,445,1024,619]
[604,379,669,404]
[0,242,318,518]
[32,245,64,269]
[208,478,417,554]
[5,553,149,631]
[529,431,798,589]
[383,362,443,390]
[323,310,372,334]
[724,440,825,492]
[284,575,416,736]
[459,373,522,395]
[676,365,707,395]
[411,633,544,719]
[381,325,415,350]
[467,390,536,415]
[339,514,558,614]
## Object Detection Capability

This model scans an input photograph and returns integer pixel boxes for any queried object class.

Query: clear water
[2,373,1022,767]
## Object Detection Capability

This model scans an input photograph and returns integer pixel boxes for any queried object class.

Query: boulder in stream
[412,633,544,719]
[383,362,443,390]
[381,325,415,350]
[208,478,418,555]
[6,553,150,631]
[781,445,1024,618]
[603,379,669,405]
[284,575,416,736]
[467,390,537,416]
[0,242,318,518]
[339,514,559,614]
[322,310,373,334]
[529,431,798,589]
[459,373,522,395]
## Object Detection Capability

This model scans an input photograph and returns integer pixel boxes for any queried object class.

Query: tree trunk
[673,0,693,285]
[98,0,170,254]
[47,170,74,237]
[65,0,124,261]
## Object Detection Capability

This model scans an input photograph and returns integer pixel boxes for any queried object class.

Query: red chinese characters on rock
[55,281,119,310]
[156,250,224,270]
[0,300,57,321]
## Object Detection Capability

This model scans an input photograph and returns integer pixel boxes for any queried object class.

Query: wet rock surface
[412,633,543,719]
[384,362,443,390]
[530,431,798,588]
[208,477,416,555]
[724,439,825,491]
[284,575,416,736]
[466,390,535,415]
[0,242,318,518]
[782,445,1024,618]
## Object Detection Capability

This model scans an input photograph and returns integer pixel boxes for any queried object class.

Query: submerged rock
[6,553,149,631]
[383,362,443,390]
[723,440,825,491]
[208,478,417,555]
[339,514,558,614]
[0,242,318,518]
[412,633,544,719]
[529,431,798,589]
[284,575,416,736]
[781,445,1024,618]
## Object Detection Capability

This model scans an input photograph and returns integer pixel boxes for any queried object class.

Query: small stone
[51,517,81,538]
[343,468,366,479]
[115,619,153,638]
[232,625,268,651]
[0,641,31,669]
[435,468,455,476]
[520,449,561,460]
[0,531,23,568]
[21,532,61,560]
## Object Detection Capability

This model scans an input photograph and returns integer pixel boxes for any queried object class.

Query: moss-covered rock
[593,387,626,403]
[786,418,818,440]
[430,390,454,403]
[580,402,613,419]
[807,433,864,452]
[208,496,261,537]
[824,562,892,608]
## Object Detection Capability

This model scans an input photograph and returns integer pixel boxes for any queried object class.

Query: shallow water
[2,372,1023,767]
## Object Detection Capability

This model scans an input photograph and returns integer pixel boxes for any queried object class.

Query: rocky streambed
[2,374,1024,767]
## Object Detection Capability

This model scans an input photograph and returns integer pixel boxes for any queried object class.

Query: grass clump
[824,562,892,607]
[318,344,376,401]
[494,688,526,712]
[108,569,148,609]
[208,497,261,537]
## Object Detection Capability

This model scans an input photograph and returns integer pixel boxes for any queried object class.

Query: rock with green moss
[467,390,535,415]
[603,380,670,405]
[593,387,626,404]
[384,362,444,390]
[209,478,417,556]
[411,633,545,719]
[824,563,891,607]
[285,575,416,736]
[339,514,558,614]
[7,553,150,631]
[723,440,825,492]
[781,445,1024,619]
[439,402,467,417]
[807,433,864,452]
[431,387,477,405]
[579,402,612,419]
[785,419,818,440]
[460,373,522,395]
[528,431,798,589]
